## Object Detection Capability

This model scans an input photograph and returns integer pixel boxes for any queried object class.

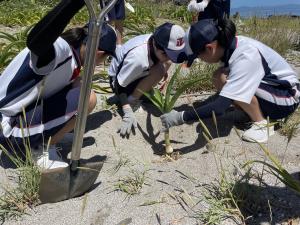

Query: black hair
[148,36,159,65]
[216,18,236,49]
[60,26,88,49]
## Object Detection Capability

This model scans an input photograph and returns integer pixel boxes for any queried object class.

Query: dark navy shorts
[256,83,300,120]
[0,84,80,153]
[101,0,125,20]
[109,76,146,96]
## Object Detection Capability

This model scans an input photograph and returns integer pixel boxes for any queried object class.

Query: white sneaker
[242,120,275,143]
[32,145,68,170]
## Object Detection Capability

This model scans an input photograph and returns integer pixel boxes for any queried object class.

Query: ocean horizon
[231,4,300,18]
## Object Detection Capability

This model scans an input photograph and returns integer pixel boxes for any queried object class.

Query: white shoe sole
[242,129,275,143]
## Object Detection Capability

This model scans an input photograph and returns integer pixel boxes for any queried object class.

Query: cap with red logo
[153,22,187,63]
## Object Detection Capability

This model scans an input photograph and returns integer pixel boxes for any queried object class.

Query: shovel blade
[38,155,107,204]
[69,155,106,198]
[39,166,70,203]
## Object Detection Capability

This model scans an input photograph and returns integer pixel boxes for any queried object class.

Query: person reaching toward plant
[0,0,117,169]
[160,18,300,143]
[108,22,187,138]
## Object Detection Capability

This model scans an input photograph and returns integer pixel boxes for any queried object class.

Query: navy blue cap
[185,20,219,67]
[153,22,187,63]
[83,22,117,58]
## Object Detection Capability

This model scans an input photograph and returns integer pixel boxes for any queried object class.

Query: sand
[0,90,300,225]
[0,58,300,225]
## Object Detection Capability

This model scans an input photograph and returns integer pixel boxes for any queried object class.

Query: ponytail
[61,26,88,49]
[217,18,236,49]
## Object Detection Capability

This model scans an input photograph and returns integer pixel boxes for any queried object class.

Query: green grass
[279,108,300,141]
[175,63,217,94]
[0,0,50,26]
[109,136,131,174]
[0,26,34,72]
[0,0,87,27]
[123,4,157,39]
[0,143,41,222]
[114,168,148,198]
[238,16,300,56]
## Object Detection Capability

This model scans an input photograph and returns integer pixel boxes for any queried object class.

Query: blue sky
[232,0,300,8]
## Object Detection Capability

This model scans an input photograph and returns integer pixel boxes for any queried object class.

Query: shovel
[38,0,118,203]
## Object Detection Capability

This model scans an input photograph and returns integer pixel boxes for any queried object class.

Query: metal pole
[70,0,118,171]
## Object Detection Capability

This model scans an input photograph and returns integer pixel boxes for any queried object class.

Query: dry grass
[0,145,41,222]
[114,168,148,198]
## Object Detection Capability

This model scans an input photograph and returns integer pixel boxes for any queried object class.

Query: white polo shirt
[108,34,153,87]
[0,37,80,117]
[220,36,299,104]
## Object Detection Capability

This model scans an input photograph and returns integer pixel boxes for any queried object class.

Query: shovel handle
[70,0,118,171]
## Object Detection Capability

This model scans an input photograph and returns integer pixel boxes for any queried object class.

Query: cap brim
[164,48,187,63]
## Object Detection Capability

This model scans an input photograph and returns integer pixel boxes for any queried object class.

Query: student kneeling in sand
[160,18,300,143]
[0,0,117,169]
[108,23,187,138]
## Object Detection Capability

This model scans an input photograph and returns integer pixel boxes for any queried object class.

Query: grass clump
[109,136,131,174]
[194,171,245,225]
[0,26,33,72]
[0,144,41,222]
[114,168,148,198]
[0,0,50,26]
[0,0,87,27]
[123,4,156,38]
[0,166,40,222]
[279,108,300,141]
[193,167,282,225]
[238,16,300,55]
[175,62,217,94]
[244,142,300,194]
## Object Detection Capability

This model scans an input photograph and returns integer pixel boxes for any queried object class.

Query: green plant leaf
[164,65,181,111]
[140,90,164,112]
[167,78,202,112]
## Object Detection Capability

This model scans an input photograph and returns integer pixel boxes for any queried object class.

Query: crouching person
[108,23,187,138]
[160,18,299,143]
[0,0,117,169]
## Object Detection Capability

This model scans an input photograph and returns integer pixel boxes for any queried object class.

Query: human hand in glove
[160,110,184,132]
[118,106,138,138]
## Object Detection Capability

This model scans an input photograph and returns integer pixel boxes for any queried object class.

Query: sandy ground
[0,59,300,225]
[0,91,300,225]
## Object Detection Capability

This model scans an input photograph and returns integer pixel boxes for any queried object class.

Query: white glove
[187,0,209,12]
[160,110,184,132]
[118,106,138,138]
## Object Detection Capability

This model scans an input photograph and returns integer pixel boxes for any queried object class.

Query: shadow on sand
[0,110,113,169]
[138,95,250,155]
[233,176,300,225]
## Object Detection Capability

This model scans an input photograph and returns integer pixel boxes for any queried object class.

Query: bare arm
[130,62,166,100]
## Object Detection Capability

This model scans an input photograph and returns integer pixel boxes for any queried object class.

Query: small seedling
[109,136,131,174]
[142,65,201,154]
